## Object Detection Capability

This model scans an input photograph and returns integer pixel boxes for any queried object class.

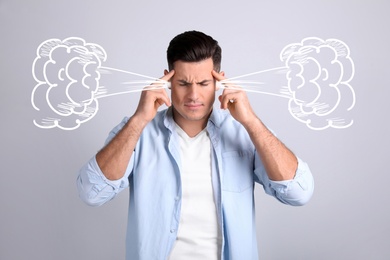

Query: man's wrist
[127,113,150,129]
[126,114,149,135]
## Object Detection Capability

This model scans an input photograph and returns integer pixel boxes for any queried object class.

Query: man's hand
[212,70,257,128]
[133,70,175,124]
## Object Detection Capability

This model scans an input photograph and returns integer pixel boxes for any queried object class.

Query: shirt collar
[209,107,227,129]
[163,106,175,131]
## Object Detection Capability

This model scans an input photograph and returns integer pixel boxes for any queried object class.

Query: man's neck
[175,120,207,137]
[172,110,210,138]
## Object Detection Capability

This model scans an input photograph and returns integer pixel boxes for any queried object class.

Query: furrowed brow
[196,80,213,85]
[178,80,190,84]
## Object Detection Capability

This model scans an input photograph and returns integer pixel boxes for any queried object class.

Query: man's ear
[215,71,225,91]
[164,69,171,89]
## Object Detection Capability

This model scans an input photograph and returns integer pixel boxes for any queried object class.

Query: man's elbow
[285,190,313,206]
[76,176,106,207]
[280,177,314,206]
[78,191,107,207]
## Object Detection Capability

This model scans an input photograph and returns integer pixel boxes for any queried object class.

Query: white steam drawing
[31,37,355,131]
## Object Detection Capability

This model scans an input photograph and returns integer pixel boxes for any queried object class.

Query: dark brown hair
[167,31,222,71]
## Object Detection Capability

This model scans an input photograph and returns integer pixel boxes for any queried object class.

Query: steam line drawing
[31,36,355,130]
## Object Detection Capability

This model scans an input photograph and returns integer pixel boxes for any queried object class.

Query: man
[77,30,314,259]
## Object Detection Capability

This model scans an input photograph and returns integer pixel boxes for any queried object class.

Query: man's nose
[188,85,199,99]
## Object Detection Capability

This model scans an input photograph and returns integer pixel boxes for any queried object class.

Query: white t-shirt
[169,125,222,259]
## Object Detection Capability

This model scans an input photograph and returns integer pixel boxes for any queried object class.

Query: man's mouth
[185,103,203,109]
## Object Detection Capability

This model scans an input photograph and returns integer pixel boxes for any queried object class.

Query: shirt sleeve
[255,157,314,206]
[76,156,131,206]
[76,117,133,207]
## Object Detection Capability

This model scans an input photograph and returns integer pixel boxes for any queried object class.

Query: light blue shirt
[77,107,314,260]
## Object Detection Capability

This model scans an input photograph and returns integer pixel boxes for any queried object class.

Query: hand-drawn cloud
[220,37,356,130]
[32,37,107,130]
[31,37,167,130]
[280,37,355,130]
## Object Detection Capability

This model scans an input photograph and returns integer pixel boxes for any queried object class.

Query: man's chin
[177,111,208,122]
[172,106,213,123]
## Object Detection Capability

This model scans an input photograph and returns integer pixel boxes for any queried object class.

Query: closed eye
[198,80,213,87]
[178,80,190,87]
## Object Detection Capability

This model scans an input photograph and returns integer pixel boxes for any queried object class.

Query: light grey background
[1,0,389,259]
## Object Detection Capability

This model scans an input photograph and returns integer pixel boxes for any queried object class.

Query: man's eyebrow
[177,79,190,84]
[197,79,213,84]
[177,79,213,84]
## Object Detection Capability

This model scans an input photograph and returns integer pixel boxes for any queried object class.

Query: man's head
[167,31,222,72]
[165,31,224,135]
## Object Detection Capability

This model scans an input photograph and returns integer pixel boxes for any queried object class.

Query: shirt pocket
[221,150,254,192]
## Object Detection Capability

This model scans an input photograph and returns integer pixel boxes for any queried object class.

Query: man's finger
[162,70,175,81]
[149,70,175,90]
[212,70,225,81]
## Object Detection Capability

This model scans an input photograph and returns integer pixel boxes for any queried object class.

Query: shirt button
[175,196,179,201]
[170,229,175,233]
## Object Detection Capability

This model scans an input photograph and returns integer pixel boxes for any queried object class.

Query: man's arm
[213,71,297,181]
[96,71,175,180]
[95,115,148,180]
[241,117,297,181]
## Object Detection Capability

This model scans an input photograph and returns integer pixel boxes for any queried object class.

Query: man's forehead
[172,58,214,70]
[174,74,213,82]
[173,71,214,81]
[171,58,215,81]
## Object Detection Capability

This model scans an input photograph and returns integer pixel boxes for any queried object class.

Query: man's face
[168,58,219,128]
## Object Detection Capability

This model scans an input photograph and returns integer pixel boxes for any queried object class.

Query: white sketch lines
[31,37,168,130]
[31,37,355,130]
[219,37,356,130]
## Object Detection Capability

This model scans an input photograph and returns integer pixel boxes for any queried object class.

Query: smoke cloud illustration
[219,37,356,130]
[32,37,106,130]
[31,36,355,130]
[31,37,167,130]
[280,37,355,130]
